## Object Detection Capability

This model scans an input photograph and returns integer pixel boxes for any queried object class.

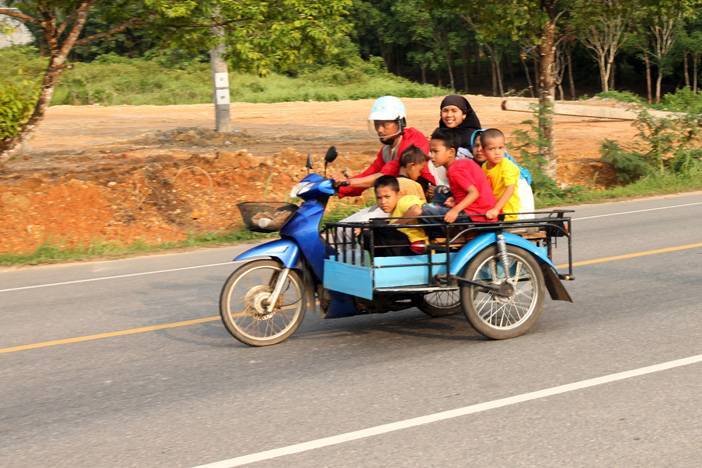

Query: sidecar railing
[322,210,573,291]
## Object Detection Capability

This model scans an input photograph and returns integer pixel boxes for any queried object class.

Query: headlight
[290,182,314,198]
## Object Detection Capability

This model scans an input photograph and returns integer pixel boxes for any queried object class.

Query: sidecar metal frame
[322,210,573,301]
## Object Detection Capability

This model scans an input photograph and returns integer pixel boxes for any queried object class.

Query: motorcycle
[220,147,574,347]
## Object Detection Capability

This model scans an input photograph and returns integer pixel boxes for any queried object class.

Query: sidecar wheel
[220,260,305,347]
[460,245,545,340]
[418,290,461,317]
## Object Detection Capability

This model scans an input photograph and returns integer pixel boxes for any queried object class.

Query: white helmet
[368,96,406,121]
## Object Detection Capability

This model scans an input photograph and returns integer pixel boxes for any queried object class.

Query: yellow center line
[557,242,702,269]
[0,316,219,354]
[2,242,701,355]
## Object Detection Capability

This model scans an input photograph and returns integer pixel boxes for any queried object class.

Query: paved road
[1,193,701,467]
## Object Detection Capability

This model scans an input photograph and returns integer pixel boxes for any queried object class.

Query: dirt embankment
[0,96,636,255]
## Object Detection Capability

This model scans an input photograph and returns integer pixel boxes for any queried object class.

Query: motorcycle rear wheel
[460,245,545,340]
[220,259,305,347]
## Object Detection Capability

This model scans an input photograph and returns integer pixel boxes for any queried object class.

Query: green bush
[655,87,702,114]
[670,148,702,176]
[595,90,645,105]
[0,81,38,142]
[599,138,652,183]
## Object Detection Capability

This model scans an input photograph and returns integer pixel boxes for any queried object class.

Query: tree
[635,0,702,103]
[574,0,631,93]
[679,13,702,93]
[0,0,352,160]
[0,0,150,159]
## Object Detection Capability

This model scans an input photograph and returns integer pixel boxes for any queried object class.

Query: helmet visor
[368,119,402,141]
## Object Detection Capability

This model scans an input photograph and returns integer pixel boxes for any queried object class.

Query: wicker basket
[238,202,298,232]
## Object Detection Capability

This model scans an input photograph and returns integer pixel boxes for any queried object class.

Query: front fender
[234,238,300,269]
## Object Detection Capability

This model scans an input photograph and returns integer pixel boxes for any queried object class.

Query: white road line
[574,201,702,220]
[193,353,702,468]
[0,262,233,293]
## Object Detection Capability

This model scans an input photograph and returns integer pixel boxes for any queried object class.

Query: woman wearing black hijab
[438,94,482,155]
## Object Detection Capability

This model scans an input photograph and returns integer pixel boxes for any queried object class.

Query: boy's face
[429,139,455,167]
[404,160,426,181]
[375,186,399,213]
[483,136,505,165]
[472,139,486,163]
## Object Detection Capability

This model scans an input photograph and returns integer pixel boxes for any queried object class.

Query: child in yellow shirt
[480,128,520,221]
[367,175,427,256]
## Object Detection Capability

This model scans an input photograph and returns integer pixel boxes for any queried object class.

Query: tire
[418,290,462,317]
[219,259,305,347]
[460,245,545,340]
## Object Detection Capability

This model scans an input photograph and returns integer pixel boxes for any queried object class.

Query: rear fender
[450,232,572,302]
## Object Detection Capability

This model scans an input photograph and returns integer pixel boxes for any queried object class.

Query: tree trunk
[476,44,482,75]
[539,17,557,180]
[491,59,498,96]
[644,54,653,103]
[683,52,690,88]
[566,47,576,99]
[693,54,699,93]
[520,53,535,97]
[420,64,427,84]
[532,55,540,95]
[609,61,615,90]
[506,52,515,86]
[655,66,663,103]
[598,57,609,92]
[446,52,456,90]
[461,48,470,91]
[495,55,505,97]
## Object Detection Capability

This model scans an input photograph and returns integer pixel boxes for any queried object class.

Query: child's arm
[486,184,516,220]
[445,185,478,223]
[395,204,422,225]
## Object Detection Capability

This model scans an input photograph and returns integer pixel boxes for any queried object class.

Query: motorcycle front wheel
[220,259,305,347]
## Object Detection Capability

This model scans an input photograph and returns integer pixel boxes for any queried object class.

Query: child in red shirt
[424,127,495,223]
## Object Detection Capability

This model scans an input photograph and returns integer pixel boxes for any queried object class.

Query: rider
[338,96,437,198]
[438,94,482,159]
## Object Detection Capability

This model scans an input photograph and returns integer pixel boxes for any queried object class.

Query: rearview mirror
[306,152,313,171]
[324,146,338,164]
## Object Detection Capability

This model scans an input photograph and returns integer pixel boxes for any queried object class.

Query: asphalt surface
[1,192,701,467]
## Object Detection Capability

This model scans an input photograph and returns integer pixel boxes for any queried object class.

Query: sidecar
[322,211,574,339]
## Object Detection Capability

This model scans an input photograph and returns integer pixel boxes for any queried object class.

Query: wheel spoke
[476,292,493,316]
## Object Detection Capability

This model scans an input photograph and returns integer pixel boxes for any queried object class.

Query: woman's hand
[486,208,499,220]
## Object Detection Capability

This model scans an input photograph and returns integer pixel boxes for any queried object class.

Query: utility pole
[209,20,231,133]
